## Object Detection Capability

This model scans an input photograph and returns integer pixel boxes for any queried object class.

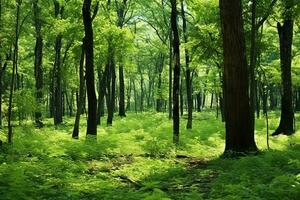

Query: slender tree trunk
[119,65,126,117]
[220,0,257,153]
[140,73,144,112]
[8,0,21,144]
[249,0,257,137]
[196,92,202,112]
[33,0,44,128]
[171,0,180,145]
[83,0,98,135]
[72,43,85,139]
[273,20,294,135]
[181,0,192,129]
[169,32,173,119]
[126,78,131,111]
[180,76,184,116]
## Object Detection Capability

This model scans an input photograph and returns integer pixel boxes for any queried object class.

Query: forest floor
[0,111,299,200]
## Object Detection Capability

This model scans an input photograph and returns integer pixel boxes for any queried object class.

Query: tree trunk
[181,0,192,129]
[119,65,126,117]
[196,92,202,112]
[53,1,63,125]
[220,0,257,153]
[249,0,257,137]
[171,0,180,145]
[33,0,44,128]
[83,0,98,135]
[273,20,294,135]
[140,73,144,112]
[8,0,21,144]
[72,43,85,139]
[169,31,173,119]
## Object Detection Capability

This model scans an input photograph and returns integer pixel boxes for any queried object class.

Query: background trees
[0,0,298,153]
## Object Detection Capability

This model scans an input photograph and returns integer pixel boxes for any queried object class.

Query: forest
[0,0,300,199]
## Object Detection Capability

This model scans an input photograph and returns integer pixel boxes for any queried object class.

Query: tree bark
[249,0,257,136]
[273,20,294,135]
[220,0,257,153]
[33,0,44,128]
[171,0,180,145]
[181,0,192,129]
[8,0,21,144]
[72,43,85,139]
[169,32,173,119]
[53,1,63,125]
[83,0,97,135]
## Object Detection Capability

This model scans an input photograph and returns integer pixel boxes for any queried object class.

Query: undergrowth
[0,111,299,199]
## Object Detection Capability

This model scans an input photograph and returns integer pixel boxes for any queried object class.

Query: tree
[181,0,192,129]
[171,0,180,145]
[72,43,85,139]
[53,0,63,125]
[273,0,295,136]
[82,0,98,136]
[8,0,22,144]
[33,0,44,128]
[219,0,257,153]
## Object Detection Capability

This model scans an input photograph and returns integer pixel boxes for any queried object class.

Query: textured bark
[273,20,294,136]
[220,0,257,153]
[83,0,97,135]
[181,0,192,129]
[33,0,44,128]
[171,0,180,145]
[53,1,63,125]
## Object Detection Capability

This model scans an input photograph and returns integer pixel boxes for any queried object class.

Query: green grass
[0,111,299,200]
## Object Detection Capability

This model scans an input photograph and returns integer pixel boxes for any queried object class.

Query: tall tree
[219,0,257,153]
[53,0,63,125]
[72,43,85,139]
[273,1,295,135]
[117,0,127,117]
[8,0,22,144]
[33,0,44,128]
[171,0,180,145]
[82,0,98,136]
[181,0,192,129]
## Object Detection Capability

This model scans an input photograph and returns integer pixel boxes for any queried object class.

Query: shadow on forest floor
[0,112,299,199]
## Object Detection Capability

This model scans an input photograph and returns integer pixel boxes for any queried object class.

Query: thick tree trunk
[83,0,97,135]
[273,20,294,135]
[220,0,257,153]
[181,0,192,129]
[53,1,63,125]
[53,34,63,125]
[33,0,44,128]
[171,0,180,145]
